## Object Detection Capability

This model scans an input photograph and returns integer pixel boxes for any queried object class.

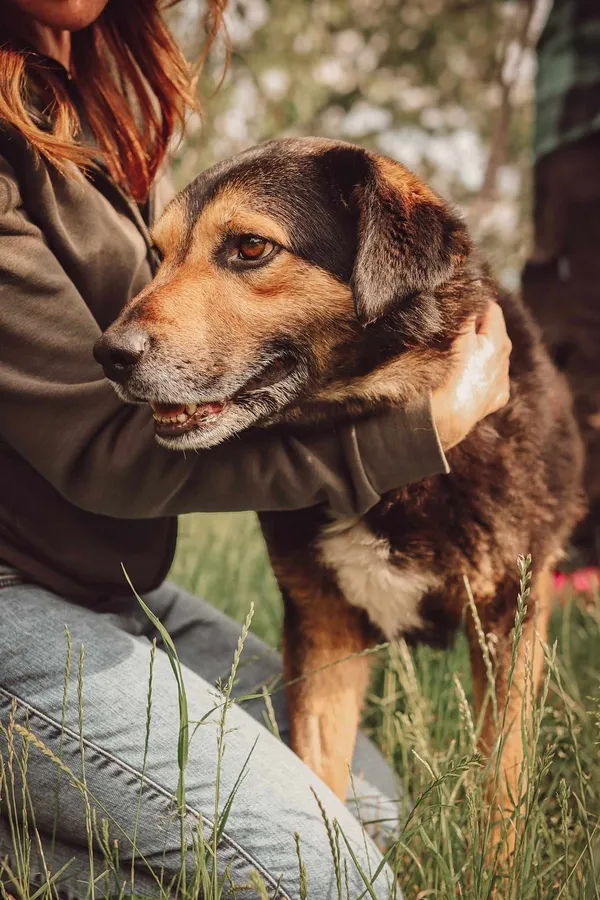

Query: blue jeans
[0,581,401,899]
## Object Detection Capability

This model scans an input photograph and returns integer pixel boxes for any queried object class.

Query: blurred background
[167,0,550,643]
[170,0,550,287]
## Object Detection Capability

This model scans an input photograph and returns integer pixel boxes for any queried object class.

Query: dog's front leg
[280,574,372,801]
[260,511,373,800]
[467,566,552,860]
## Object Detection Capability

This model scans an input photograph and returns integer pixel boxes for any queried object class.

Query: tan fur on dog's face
[147,185,356,381]
[95,138,475,449]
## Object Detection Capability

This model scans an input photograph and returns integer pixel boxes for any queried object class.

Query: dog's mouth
[150,400,228,438]
[148,353,299,442]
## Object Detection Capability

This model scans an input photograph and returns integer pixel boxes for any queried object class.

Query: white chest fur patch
[318,519,440,640]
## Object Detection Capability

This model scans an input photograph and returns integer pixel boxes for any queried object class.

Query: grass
[2,510,600,898]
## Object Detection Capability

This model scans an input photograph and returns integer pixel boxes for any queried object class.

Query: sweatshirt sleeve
[0,162,448,521]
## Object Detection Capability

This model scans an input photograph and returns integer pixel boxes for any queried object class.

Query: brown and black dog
[95,138,583,835]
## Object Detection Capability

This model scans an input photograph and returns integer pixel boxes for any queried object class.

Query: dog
[94,137,584,839]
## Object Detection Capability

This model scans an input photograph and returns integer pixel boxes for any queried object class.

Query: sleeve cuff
[353,390,450,499]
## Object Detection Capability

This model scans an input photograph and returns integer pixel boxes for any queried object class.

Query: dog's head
[94,138,481,449]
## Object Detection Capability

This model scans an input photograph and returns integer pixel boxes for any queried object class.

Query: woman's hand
[431,301,512,451]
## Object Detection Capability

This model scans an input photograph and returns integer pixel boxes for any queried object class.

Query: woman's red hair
[0,0,226,201]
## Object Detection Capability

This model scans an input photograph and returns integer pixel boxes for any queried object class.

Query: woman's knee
[0,586,395,899]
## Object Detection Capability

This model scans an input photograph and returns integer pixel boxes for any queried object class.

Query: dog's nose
[93,329,149,383]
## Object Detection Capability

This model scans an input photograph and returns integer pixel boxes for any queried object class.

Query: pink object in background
[553,567,600,594]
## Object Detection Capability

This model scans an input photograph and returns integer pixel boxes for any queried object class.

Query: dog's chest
[317,519,440,640]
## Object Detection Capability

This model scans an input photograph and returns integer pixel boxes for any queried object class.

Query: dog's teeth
[185,404,197,415]
[176,414,187,423]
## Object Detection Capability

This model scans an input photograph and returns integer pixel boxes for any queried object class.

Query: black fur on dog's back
[367,291,582,645]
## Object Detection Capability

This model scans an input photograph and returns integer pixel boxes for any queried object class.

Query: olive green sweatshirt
[0,68,448,604]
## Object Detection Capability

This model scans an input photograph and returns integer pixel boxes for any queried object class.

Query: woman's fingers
[431,301,513,450]
[476,301,512,356]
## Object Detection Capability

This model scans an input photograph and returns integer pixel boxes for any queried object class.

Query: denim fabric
[0,581,402,899]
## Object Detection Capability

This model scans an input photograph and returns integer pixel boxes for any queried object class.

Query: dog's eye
[238,235,274,261]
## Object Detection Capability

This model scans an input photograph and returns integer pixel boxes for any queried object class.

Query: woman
[0,1,511,897]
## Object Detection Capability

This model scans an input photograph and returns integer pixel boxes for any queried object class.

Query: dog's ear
[351,157,471,326]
